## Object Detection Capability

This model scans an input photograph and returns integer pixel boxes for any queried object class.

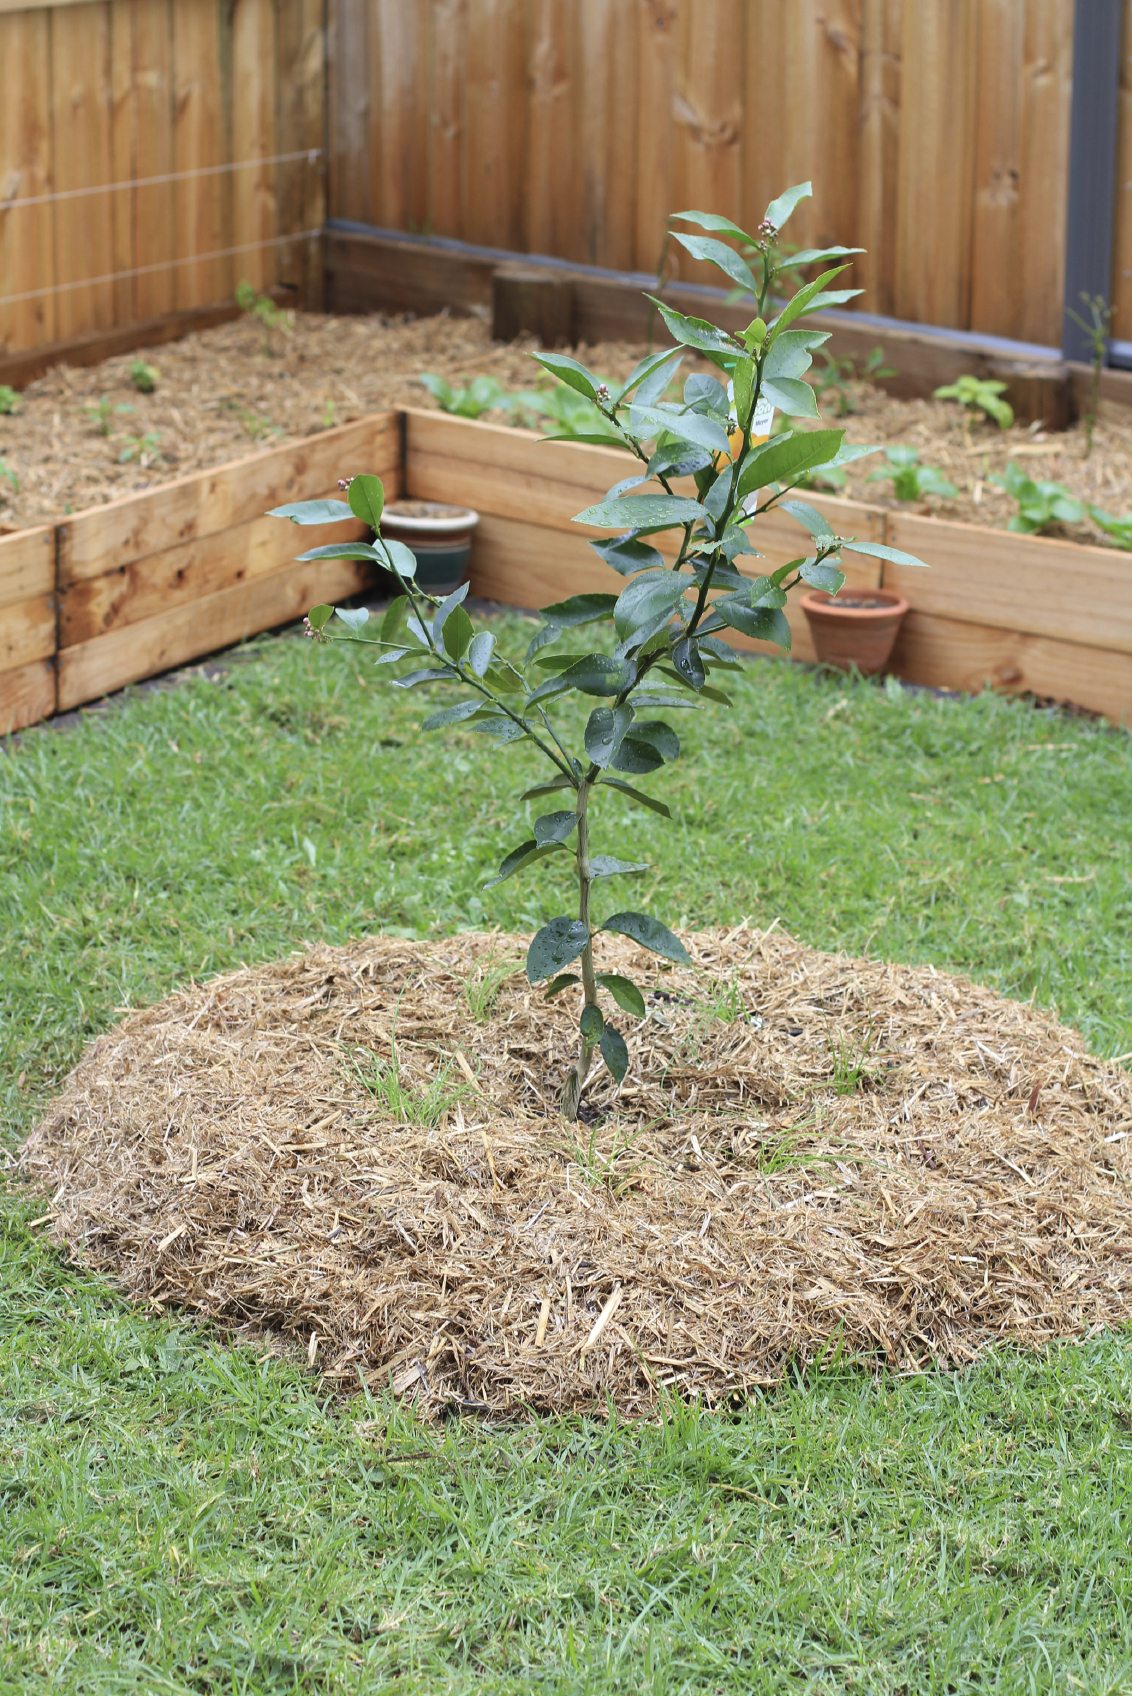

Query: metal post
[1061,0,1123,363]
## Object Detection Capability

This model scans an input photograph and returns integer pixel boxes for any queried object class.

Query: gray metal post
[1061,0,1123,363]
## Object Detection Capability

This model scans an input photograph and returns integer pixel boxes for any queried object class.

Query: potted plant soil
[379,500,479,595]
[800,588,910,676]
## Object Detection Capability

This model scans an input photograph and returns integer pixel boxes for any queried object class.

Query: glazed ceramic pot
[379,500,479,595]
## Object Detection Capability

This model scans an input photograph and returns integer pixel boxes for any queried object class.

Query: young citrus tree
[273,183,925,1120]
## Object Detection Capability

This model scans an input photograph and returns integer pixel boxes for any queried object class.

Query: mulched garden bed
[2,311,1130,548]
[25,928,1132,1419]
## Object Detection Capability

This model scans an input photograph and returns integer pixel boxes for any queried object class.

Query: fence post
[1061,0,1123,363]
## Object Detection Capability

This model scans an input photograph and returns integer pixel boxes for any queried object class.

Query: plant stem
[560,779,599,1120]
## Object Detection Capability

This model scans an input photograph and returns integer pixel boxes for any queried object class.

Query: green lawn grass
[2,619,1131,1693]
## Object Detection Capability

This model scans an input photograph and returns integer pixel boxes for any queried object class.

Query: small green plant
[0,384,21,415]
[86,396,133,437]
[829,1024,879,1094]
[1087,507,1132,551]
[0,457,19,496]
[816,347,895,416]
[129,359,159,394]
[223,400,281,442]
[117,431,162,466]
[351,1043,467,1129]
[933,374,1014,432]
[235,280,294,349]
[991,462,1086,535]
[868,447,958,504]
[1066,292,1113,459]
[464,957,520,1022]
[274,182,927,1119]
[419,372,508,420]
[320,399,337,430]
[564,1118,651,1196]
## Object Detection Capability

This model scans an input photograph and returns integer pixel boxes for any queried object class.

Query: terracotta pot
[800,588,910,677]
[380,500,479,595]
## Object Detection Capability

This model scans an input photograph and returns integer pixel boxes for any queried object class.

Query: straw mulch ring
[25,929,1132,1417]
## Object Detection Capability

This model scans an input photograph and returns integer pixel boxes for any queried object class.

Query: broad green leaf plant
[273,183,926,1121]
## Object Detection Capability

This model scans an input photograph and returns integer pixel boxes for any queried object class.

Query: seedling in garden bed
[235,280,294,352]
[868,447,958,504]
[129,359,159,394]
[1066,292,1113,460]
[933,374,1014,433]
[1088,507,1132,551]
[85,396,133,437]
[273,183,927,1120]
[117,431,163,467]
[816,347,895,416]
[0,458,19,497]
[991,462,1086,535]
[0,384,21,415]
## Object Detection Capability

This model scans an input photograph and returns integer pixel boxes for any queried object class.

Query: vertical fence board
[0,10,55,351]
[231,0,277,295]
[173,0,226,309]
[527,0,578,259]
[856,0,901,317]
[51,1,115,341]
[633,0,677,276]
[428,0,468,240]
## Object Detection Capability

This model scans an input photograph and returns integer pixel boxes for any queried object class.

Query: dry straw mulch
[25,929,1132,1419]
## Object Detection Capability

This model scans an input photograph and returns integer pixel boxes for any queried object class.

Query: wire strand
[0,229,321,308]
[0,149,322,212]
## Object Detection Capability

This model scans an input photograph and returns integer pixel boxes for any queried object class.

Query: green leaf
[544,973,580,999]
[442,605,474,661]
[784,244,864,266]
[770,264,850,335]
[431,581,471,645]
[611,719,679,775]
[763,329,830,379]
[760,377,819,419]
[799,558,845,593]
[268,498,354,524]
[646,296,739,358]
[347,474,385,531]
[671,637,705,689]
[381,596,412,640]
[580,1004,605,1041]
[840,539,929,568]
[485,839,563,889]
[670,209,756,246]
[297,541,384,563]
[670,231,758,296]
[584,704,634,769]
[599,777,672,818]
[732,357,755,427]
[737,429,845,498]
[391,667,452,689]
[624,402,730,458]
[590,857,649,880]
[613,570,695,643]
[615,348,682,403]
[377,537,419,579]
[527,654,632,706]
[520,777,576,803]
[527,918,590,983]
[764,180,812,230]
[573,493,708,531]
[602,911,691,965]
[596,973,646,1017]
[599,1024,629,1083]
[780,498,836,541]
[532,352,600,400]
[540,592,619,627]
[533,810,578,846]
[334,606,370,631]
[467,630,495,676]
[713,599,792,649]
[421,698,483,731]
[307,604,334,631]
[470,716,526,743]
[590,537,665,576]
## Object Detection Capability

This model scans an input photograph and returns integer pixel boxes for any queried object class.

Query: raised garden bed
[1,314,1131,735]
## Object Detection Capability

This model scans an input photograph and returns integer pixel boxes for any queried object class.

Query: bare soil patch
[2,311,1129,548]
[25,929,1132,1418]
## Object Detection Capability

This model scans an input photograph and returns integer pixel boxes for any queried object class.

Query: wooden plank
[58,554,374,710]
[633,0,676,274]
[173,0,225,309]
[462,0,527,249]
[58,411,400,583]
[323,227,495,319]
[108,0,134,327]
[894,1,976,329]
[232,0,277,296]
[575,0,638,270]
[370,0,415,233]
[0,658,55,736]
[0,9,55,351]
[889,610,1132,725]
[0,524,54,608]
[60,509,366,645]
[469,511,881,667]
[0,592,55,671]
[672,0,742,274]
[50,0,115,341]
[856,0,902,318]
[526,0,578,260]
[0,1,96,12]
[427,0,468,240]
[883,511,1132,656]
[328,0,371,226]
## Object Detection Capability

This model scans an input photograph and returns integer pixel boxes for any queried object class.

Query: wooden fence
[0,0,325,356]
[327,0,1108,348]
